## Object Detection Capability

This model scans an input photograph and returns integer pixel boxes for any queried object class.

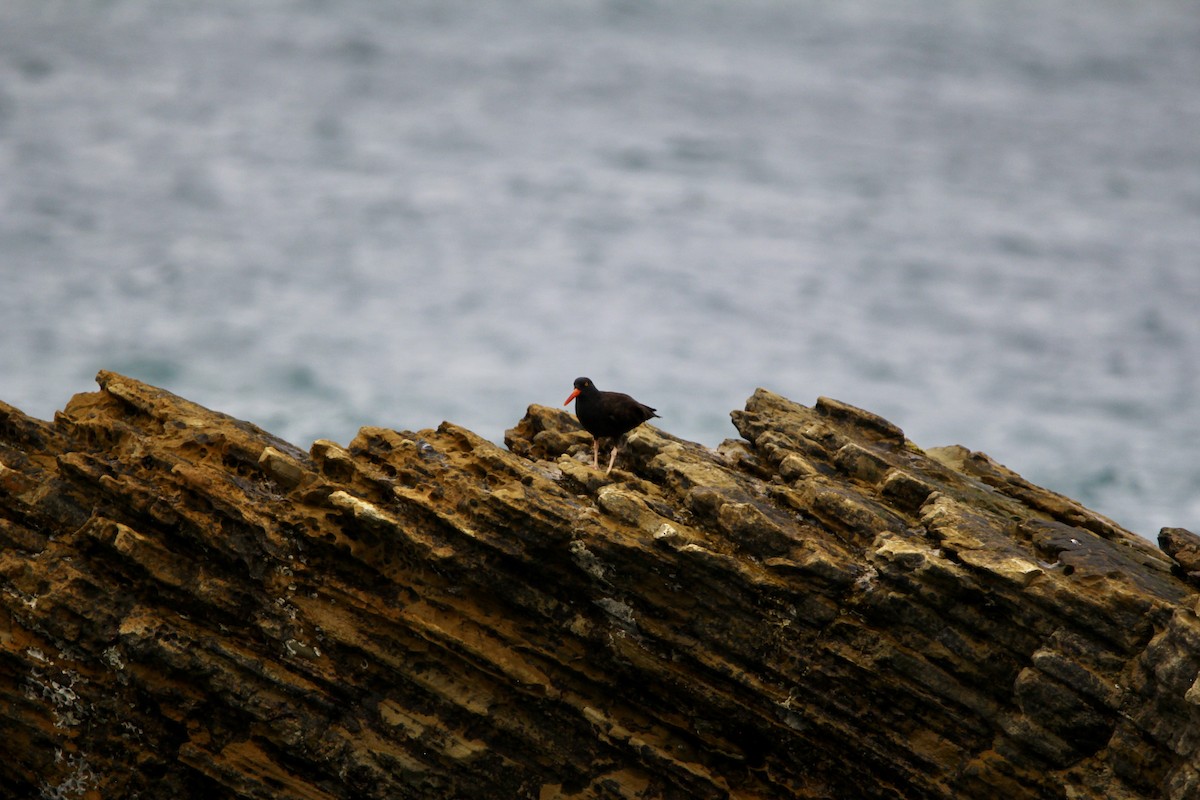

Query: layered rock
[1,371,1197,799]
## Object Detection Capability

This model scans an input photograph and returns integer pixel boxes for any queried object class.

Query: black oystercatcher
[563,377,659,473]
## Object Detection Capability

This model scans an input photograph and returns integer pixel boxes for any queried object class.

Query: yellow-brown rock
[1,372,1198,798]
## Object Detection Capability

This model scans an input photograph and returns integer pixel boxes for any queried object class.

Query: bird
[563,376,659,473]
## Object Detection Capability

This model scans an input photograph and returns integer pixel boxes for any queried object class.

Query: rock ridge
[1,371,1198,799]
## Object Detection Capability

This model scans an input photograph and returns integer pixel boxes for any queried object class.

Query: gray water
[2,1,1198,538]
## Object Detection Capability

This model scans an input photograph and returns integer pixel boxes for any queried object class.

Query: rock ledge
[1,372,1198,799]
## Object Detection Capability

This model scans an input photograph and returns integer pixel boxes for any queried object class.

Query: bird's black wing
[605,393,657,427]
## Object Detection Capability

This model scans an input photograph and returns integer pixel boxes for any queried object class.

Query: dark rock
[1,372,1198,799]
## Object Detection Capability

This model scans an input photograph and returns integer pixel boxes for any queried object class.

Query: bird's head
[564,376,594,405]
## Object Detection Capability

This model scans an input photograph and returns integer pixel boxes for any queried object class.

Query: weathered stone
[1,371,1198,799]
[1160,527,1200,582]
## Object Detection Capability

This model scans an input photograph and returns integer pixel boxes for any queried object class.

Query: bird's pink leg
[592,439,599,469]
[605,444,619,474]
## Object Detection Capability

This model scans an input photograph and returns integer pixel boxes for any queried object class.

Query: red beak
[564,388,580,406]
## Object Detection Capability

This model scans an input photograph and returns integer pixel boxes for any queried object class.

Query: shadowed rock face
[1,372,1198,799]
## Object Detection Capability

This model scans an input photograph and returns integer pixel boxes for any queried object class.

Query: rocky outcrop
[2,371,1198,799]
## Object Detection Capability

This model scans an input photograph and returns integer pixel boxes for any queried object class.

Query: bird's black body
[570,377,658,439]
[564,377,658,472]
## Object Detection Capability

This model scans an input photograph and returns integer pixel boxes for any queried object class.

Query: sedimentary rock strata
[1,371,1197,798]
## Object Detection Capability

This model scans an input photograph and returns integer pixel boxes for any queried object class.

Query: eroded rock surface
[1,372,1198,799]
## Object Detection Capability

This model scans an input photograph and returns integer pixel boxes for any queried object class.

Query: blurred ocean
[1,1,1197,538]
